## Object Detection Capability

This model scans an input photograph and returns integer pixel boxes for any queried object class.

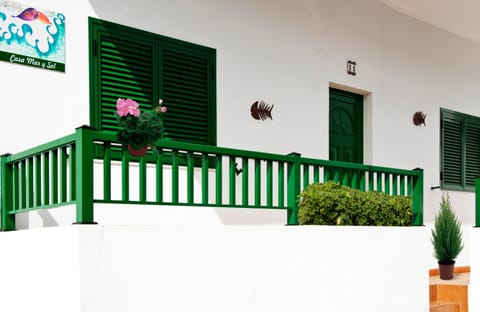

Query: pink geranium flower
[117,98,140,117]
[154,99,167,114]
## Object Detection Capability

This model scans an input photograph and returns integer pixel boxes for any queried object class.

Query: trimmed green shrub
[297,181,412,226]
[431,194,463,262]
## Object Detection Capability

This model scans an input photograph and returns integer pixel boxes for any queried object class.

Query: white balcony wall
[0,225,429,312]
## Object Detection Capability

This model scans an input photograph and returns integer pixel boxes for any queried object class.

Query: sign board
[0,1,65,72]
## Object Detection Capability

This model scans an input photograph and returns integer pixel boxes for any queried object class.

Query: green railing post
[287,152,301,225]
[1,154,15,231]
[476,178,480,227]
[74,126,96,224]
[411,168,424,226]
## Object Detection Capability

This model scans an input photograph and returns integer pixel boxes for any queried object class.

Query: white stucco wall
[0,225,430,312]
[2,0,480,225]
[469,228,480,311]
[0,226,82,312]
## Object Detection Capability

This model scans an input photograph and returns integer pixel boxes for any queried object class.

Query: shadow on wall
[17,210,59,229]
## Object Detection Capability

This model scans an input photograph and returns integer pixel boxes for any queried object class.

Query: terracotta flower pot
[438,260,455,280]
[128,144,148,157]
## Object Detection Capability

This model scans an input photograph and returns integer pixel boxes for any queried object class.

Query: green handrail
[0,132,78,230]
[476,178,480,227]
[0,127,424,230]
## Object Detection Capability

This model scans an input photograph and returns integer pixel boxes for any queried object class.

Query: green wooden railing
[476,179,480,227]
[1,126,424,230]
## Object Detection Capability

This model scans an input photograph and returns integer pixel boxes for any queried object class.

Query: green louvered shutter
[161,48,215,145]
[465,121,480,187]
[441,113,463,188]
[441,108,480,191]
[89,17,216,145]
[90,22,158,132]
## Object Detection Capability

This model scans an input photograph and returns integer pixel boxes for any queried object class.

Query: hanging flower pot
[116,98,167,156]
[128,144,148,157]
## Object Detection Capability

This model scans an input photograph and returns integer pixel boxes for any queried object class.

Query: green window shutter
[89,17,216,145]
[441,116,463,187]
[441,108,480,191]
[161,47,215,145]
[96,33,157,132]
[465,121,480,187]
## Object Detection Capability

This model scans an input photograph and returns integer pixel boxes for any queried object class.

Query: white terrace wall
[469,228,480,311]
[0,225,430,312]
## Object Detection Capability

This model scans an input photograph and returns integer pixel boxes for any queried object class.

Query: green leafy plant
[431,194,463,263]
[116,98,167,149]
[297,181,412,226]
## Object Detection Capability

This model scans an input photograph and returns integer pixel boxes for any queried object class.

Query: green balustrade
[0,128,424,230]
[476,178,480,227]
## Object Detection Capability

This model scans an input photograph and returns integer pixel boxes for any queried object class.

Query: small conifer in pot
[431,194,463,280]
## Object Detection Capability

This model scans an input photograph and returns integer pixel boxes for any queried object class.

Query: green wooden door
[329,88,363,163]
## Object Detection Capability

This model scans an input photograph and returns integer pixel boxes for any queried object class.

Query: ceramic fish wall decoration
[250,100,273,121]
[413,111,426,126]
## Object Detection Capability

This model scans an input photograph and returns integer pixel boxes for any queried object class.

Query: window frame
[88,17,217,146]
